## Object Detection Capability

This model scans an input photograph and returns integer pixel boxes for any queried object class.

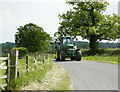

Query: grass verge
[82,55,118,65]
[22,63,73,90]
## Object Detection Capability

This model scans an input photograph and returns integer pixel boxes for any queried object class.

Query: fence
[0,54,10,90]
[26,52,50,72]
[0,50,50,90]
[0,50,18,90]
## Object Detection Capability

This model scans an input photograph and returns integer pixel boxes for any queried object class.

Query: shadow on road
[52,58,80,63]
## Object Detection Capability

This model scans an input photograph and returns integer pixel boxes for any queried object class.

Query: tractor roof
[61,36,72,38]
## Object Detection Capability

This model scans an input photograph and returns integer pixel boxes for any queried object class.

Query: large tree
[15,23,51,52]
[58,1,120,54]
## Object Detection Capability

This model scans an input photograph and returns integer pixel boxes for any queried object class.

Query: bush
[12,47,28,57]
[81,48,120,56]
[81,49,90,56]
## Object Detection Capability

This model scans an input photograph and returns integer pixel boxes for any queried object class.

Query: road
[56,60,118,90]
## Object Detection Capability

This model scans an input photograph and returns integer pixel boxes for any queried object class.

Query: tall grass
[8,54,53,90]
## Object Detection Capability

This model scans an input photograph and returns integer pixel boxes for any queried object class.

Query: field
[82,56,118,64]
[81,48,119,65]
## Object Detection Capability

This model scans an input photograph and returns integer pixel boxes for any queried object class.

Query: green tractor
[54,36,82,61]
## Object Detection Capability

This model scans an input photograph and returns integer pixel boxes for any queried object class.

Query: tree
[15,23,51,53]
[58,1,120,54]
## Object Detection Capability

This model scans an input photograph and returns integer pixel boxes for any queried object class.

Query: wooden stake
[10,50,18,83]
[26,54,29,72]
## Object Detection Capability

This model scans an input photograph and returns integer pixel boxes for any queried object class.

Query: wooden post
[43,56,45,63]
[45,54,48,59]
[10,50,18,83]
[26,54,29,72]
[35,52,37,60]
[6,53,10,87]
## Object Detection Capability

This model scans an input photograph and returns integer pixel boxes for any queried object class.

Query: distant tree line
[1,41,119,55]
[1,42,16,53]
[76,41,119,49]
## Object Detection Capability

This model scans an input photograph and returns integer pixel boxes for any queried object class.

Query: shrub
[12,47,28,57]
[81,48,120,56]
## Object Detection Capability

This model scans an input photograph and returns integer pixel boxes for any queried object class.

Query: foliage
[15,23,51,53]
[81,48,120,56]
[1,42,16,55]
[12,47,28,57]
[58,1,120,55]
[77,41,119,49]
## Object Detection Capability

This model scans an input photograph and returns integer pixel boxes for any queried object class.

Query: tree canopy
[15,23,51,52]
[58,1,120,54]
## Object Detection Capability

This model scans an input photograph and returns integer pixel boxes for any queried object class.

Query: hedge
[12,47,28,57]
[81,48,120,56]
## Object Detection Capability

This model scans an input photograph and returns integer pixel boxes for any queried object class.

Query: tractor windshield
[63,38,73,44]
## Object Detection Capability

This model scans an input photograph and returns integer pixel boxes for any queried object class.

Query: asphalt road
[56,60,118,90]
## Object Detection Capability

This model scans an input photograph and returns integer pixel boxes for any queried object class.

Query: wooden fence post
[45,54,48,59]
[26,54,29,72]
[43,56,45,63]
[6,53,10,87]
[35,52,37,60]
[10,50,18,83]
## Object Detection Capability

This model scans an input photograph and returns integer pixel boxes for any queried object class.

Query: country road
[56,60,118,90]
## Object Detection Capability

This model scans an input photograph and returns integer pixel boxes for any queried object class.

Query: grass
[0,60,6,88]
[82,55,118,65]
[21,63,73,90]
[48,64,72,90]
[8,54,54,90]
[54,67,72,90]
[1,53,72,90]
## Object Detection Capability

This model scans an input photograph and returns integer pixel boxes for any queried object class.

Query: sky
[0,0,119,43]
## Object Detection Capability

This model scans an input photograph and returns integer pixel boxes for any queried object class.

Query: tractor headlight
[74,46,77,49]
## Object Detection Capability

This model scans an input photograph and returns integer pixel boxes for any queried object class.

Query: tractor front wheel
[56,50,60,61]
[76,51,82,61]
[71,57,76,61]
[60,51,65,61]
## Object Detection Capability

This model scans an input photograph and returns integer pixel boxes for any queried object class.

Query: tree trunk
[89,35,99,55]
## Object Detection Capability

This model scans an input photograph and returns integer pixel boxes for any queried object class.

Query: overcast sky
[0,0,119,43]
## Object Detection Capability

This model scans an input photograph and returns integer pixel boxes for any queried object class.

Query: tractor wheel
[71,57,76,61]
[55,50,60,61]
[60,51,65,61]
[76,51,82,61]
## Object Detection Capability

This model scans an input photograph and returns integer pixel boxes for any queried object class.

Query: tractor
[53,36,82,61]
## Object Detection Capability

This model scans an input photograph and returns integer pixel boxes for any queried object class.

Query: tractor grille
[69,46,74,51]
[69,46,73,49]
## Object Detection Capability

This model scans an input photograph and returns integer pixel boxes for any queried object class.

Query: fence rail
[0,57,9,61]
[0,54,10,90]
